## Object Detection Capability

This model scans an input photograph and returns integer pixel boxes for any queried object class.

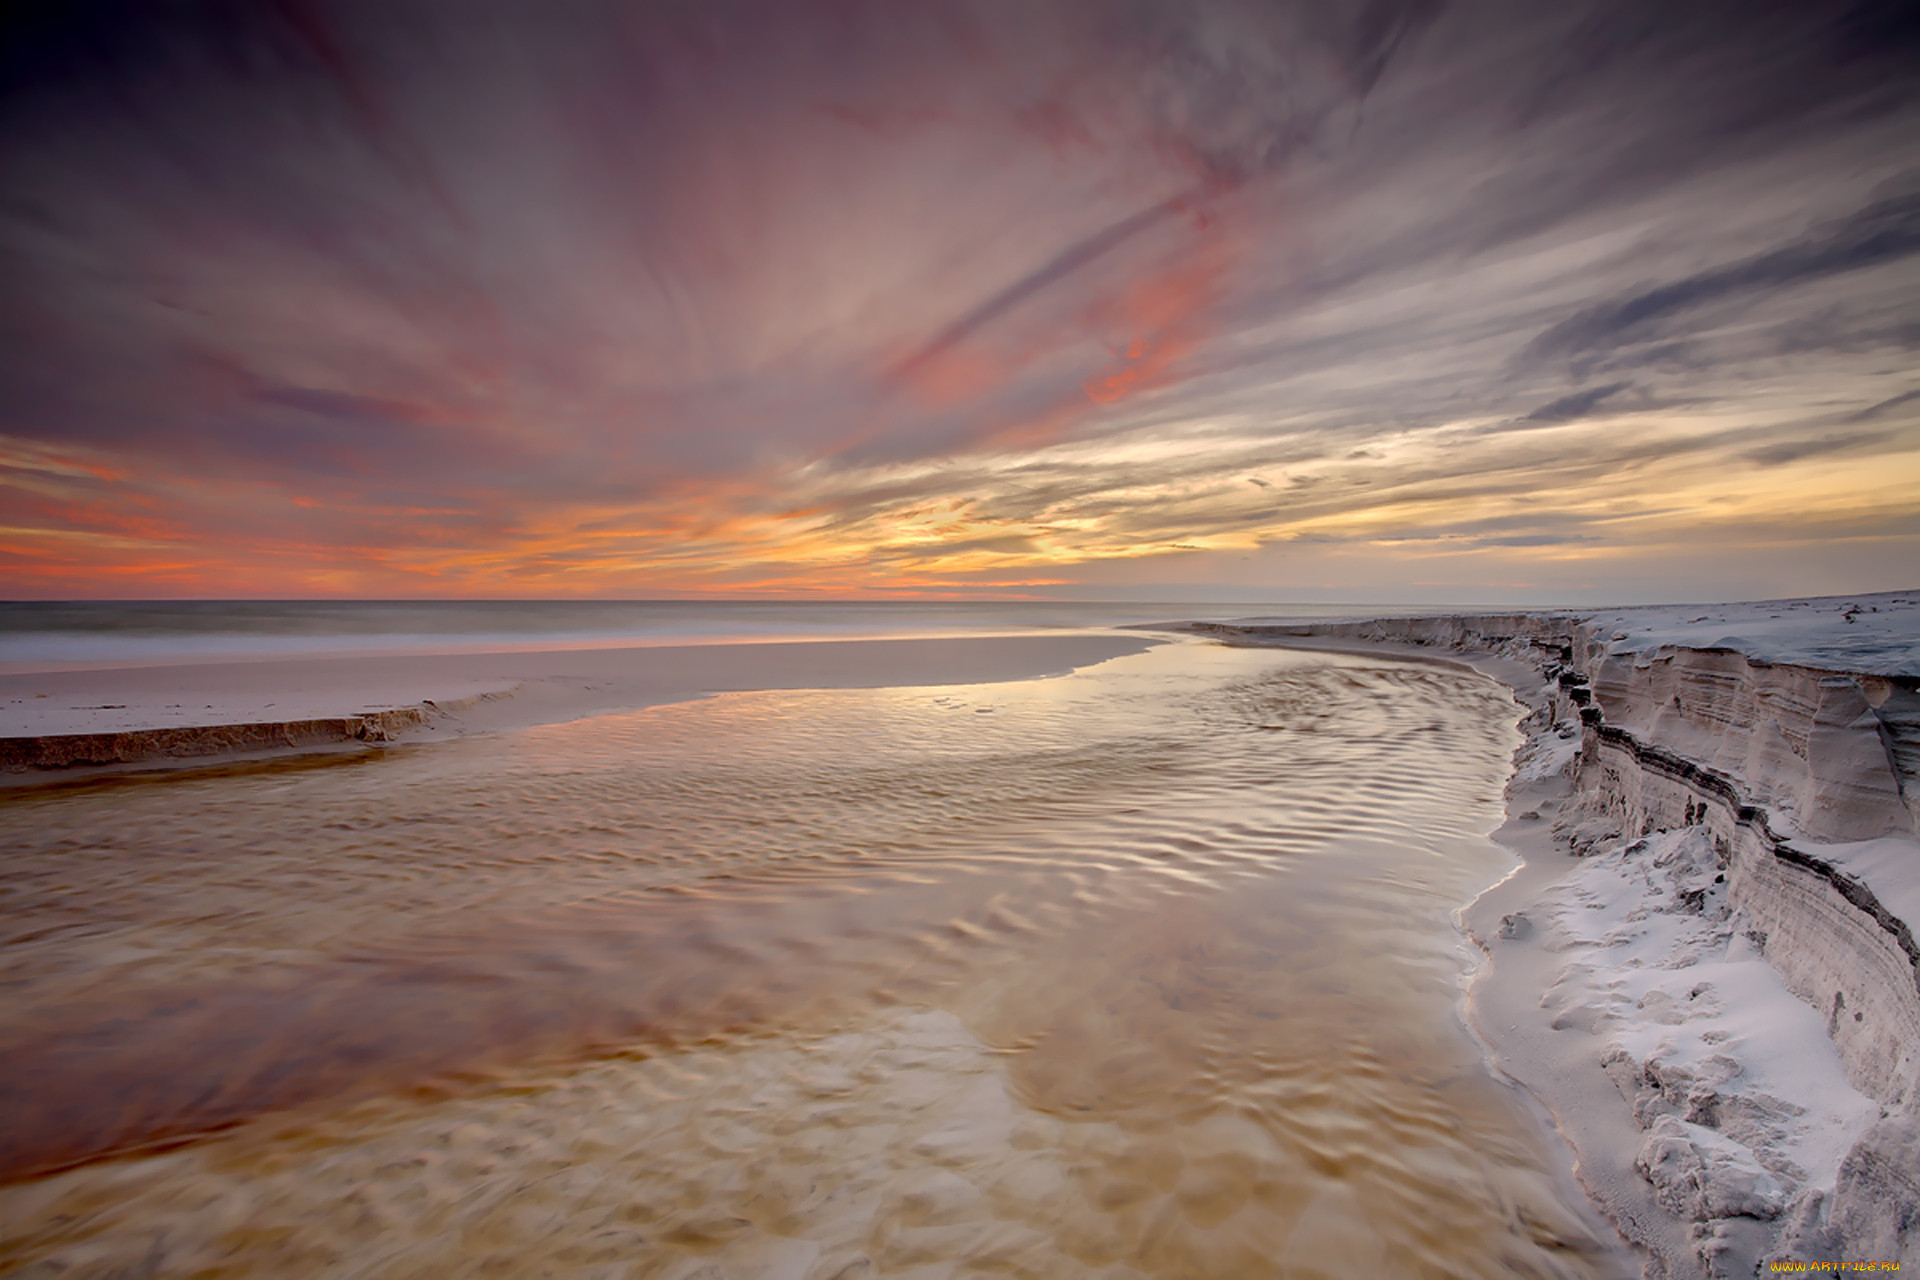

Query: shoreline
[1169,626,1676,1266]
[1466,771,1702,1272]
[0,631,1156,778]
[1188,600,1920,1278]
[1460,657,1725,1276]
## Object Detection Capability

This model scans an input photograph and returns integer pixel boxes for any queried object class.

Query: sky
[1,0,1916,605]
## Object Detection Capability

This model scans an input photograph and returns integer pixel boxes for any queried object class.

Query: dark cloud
[1472,533,1587,547]
[1847,389,1920,422]
[1336,0,1448,95]
[1523,190,1920,364]
[1518,382,1632,425]
[1745,431,1895,467]
[255,386,449,426]
[884,191,1197,387]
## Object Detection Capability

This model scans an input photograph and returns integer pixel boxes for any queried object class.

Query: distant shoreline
[0,631,1156,778]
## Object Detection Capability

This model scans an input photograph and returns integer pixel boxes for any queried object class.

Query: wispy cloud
[1517,382,1633,426]
[1,0,1916,599]
[1522,190,1920,366]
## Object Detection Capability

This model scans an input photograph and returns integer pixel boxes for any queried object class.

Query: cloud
[1523,189,1920,364]
[1744,431,1895,467]
[254,386,458,427]
[1847,389,1920,422]
[1518,382,1632,425]
[1,1,1917,597]
[1472,533,1589,547]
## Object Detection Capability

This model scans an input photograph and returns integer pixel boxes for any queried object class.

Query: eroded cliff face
[1558,647,1920,1273]
[1566,726,1920,1111]
[1576,641,1918,845]
[1194,610,1920,1271]
[1549,635,1920,1114]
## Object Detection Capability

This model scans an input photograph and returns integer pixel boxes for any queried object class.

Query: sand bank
[0,632,1155,774]
[1183,593,1920,1278]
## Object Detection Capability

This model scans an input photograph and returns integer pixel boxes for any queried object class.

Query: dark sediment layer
[0,707,428,772]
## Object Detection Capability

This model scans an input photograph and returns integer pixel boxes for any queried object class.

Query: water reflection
[0,641,1629,1277]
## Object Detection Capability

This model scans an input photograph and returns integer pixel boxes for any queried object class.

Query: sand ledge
[0,708,430,772]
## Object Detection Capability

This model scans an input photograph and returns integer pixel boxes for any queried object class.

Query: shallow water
[0,640,1629,1278]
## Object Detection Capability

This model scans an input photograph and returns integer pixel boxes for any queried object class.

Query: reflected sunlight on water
[0,641,1631,1278]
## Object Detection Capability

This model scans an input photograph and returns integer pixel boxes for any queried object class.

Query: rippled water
[0,640,1628,1278]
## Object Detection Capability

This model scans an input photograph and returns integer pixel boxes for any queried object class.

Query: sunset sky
[2,0,1916,603]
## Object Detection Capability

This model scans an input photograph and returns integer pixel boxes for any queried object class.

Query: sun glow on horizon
[2,4,1916,604]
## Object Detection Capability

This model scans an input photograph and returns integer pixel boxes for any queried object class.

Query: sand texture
[0,640,1633,1278]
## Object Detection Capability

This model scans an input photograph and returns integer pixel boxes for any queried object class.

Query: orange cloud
[1083,225,1235,406]
[892,343,1018,410]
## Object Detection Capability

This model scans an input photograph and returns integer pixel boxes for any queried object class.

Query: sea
[0,601,1631,1278]
[2,598,1438,671]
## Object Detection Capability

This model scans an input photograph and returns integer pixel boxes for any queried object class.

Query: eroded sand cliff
[1195,593,1920,1276]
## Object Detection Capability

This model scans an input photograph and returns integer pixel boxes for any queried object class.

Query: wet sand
[0,639,1634,1277]
[1463,771,1699,1270]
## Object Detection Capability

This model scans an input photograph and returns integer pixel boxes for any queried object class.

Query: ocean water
[0,635,1630,1278]
[0,599,1449,670]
